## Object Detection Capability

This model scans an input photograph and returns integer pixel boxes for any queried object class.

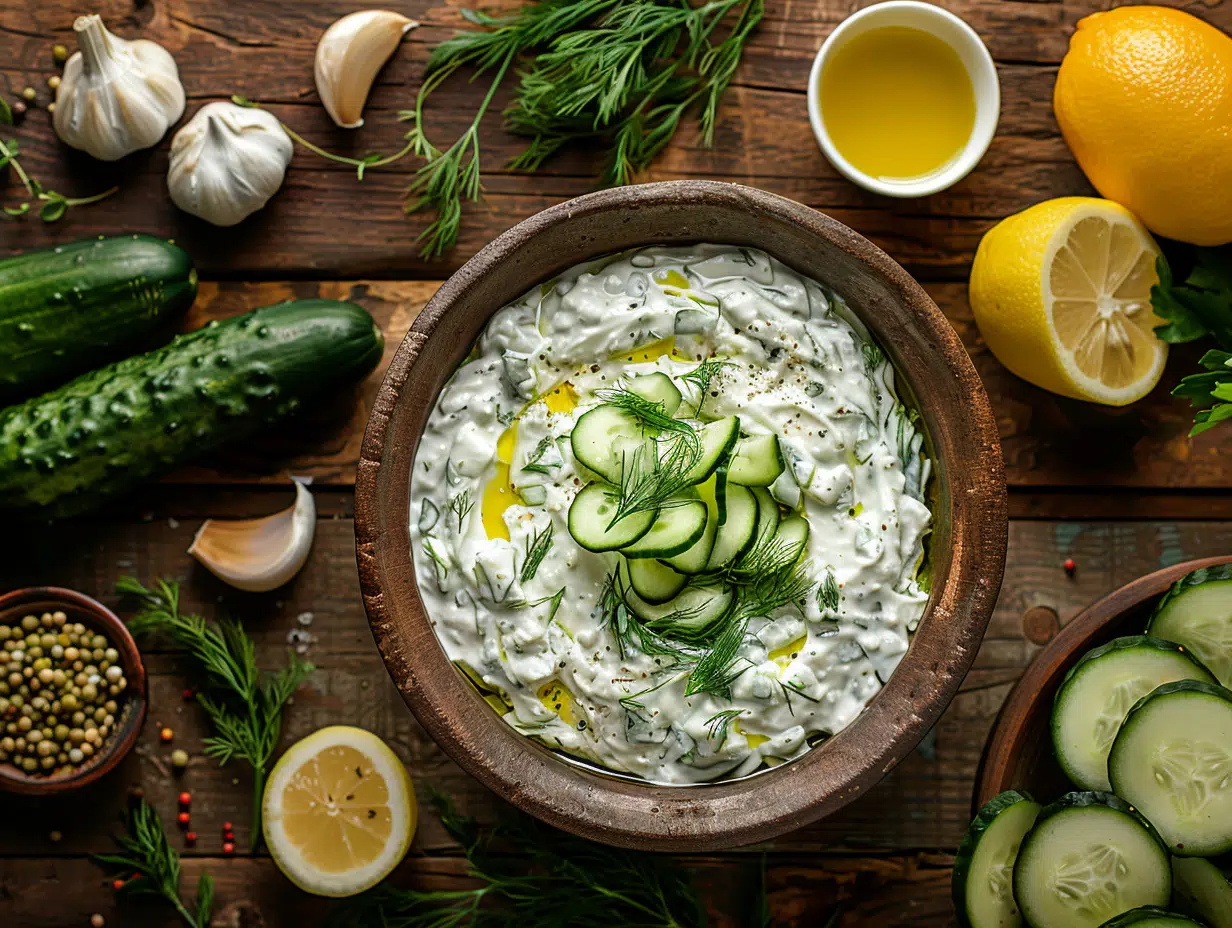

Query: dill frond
[520,521,555,583]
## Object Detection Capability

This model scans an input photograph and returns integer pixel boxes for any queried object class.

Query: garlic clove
[188,481,316,592]
[315,10,417,129]
[54,14,185,161]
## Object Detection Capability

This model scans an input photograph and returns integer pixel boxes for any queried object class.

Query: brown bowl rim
[0,586,148,795]
[355,180,1007,850]
[975,554,1232,811]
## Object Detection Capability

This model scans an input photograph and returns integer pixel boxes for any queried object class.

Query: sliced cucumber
[1013,792,1171,928]
[621,500,709,559]
[705,484,758,571]
[1108,680,1232,857]
[952,790,1041,928]
[1149,566,1232,687]
[571,405,651,484]
[567,482,655,552]
[627,556,688,605]
[1098,907,1206,927]
[679,416,740,486]
[1172,856,1232,928]
[627,372,682,416]
[663,476,718,574]
[625,581,733,637]
[750,486,780,551]
[727,433,785,487]
[1051,636,1217,792]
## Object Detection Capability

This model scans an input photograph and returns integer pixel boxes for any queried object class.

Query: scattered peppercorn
[53,44,68,64]
[223,821,233,831]
[12,101,26,117]
[176,811,190,826]
[111,878,125,891]
[0,612,128,777]
[1064,558,1076,576]
[90,915,105,928]
[185,831,197,844]
[21,87,35,101]
[47,102,56,114]
[170,748,189,770]
[48,75,61,91]
[222,841,235,855]
[159,727,173,743]
[178,791,191,806]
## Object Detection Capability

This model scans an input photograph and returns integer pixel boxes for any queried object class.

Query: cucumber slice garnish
[1051,636,1217,792]
[705,484,758,571]
[952,790,1041,928]
[662,476,718,574]
[570,405,651,484]
[621,499,709,559]
[1098,907,1206,927]
[679,416,740,486]
[626,557,688,604]
[1012,791,1171,928]
[727,433,785,487]
[625,581,734,638]
[567,482,655,552]
[1108,680,1232,857]
[1171,856,1232,928]
[749,486,780,551]
[626,372,682,417]
[1148,565,1232,687]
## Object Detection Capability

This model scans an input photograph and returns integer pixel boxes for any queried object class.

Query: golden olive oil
[820,26,976,182]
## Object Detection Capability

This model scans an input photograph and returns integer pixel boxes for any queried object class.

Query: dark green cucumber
[0,299,382,519]
[0,235,197,401]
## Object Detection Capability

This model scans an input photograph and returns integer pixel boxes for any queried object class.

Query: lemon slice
[262,726,416,897]
[970,197,1167,406]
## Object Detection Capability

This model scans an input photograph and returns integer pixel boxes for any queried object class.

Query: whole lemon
[1054,6,1232,246]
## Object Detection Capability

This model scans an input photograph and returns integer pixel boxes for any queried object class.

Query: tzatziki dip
[410,244,932,785]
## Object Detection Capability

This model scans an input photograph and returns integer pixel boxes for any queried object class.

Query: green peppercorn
[20,616,37,633]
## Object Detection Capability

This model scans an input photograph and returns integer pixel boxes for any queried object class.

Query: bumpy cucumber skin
[952,789,1038,928]
[0,300,383,519]
[0,235,197,400]
[1098,905,1205,927]
[1152,565,1232,617]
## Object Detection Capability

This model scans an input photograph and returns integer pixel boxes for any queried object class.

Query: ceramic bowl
[356,180,1007,850]
[975,555,1232,811]
[0,586,147,794]
[806,1,1000,198]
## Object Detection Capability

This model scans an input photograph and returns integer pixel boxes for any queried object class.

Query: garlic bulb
[315,10,417,129]
[188,481,316,592]
[53,14,186,161]
[167,102,294,227]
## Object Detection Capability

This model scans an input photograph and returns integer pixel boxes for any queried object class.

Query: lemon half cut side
[970,197,1167,407]
[263,725,416,897]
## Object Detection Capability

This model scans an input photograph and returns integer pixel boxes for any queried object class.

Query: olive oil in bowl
[807,3,999,197]
[821,26,975,183]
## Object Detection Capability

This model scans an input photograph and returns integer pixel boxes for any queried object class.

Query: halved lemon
[969,197,1167,406]
[262,726,416,897]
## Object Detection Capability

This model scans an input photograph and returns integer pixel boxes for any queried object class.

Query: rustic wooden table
[4,1,1232,925]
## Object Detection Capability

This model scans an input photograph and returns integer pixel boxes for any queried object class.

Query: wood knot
[1022,606,1060,645]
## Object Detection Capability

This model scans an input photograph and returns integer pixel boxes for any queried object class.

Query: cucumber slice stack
[955,564,1232,927]
[565,373,812,656]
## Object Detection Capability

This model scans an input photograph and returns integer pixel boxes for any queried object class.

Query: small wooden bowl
[0,587,147,794]
[356,180,1007,850]
[975,555,1232,811]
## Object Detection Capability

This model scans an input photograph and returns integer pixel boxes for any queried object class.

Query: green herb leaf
[818,569,840,614]
[520,521,554,583]
[705,707,743,745]
[39,197,67,222]
[0,97,11,126]
[1152,250,1232,347]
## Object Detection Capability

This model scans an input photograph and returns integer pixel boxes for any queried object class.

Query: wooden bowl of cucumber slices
[963,557,1232,928]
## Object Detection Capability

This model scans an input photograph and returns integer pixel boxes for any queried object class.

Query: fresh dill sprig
[520,521,555,582]
[93,800,213,928]
[680,357,729,415]
[422,536,450,580]
[118,578,314,849]
[448,488,474,529]
[683,612,749,698]
[732,532,801,580]
[598,387,700,443]
[329,794,706,928]
[861,342,884,377]
[818,569,840,614]
[600,569,692,662]
[611,435,700,526]
[705,707,743,745]
[510,586,567,623]
[0,102,117,221]
[778,678,821,717]
[522,435,558,475]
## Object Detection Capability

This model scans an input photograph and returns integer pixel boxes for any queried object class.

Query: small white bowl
[806,1,1001,198]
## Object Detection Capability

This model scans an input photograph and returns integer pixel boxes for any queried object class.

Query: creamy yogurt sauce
[410,244,932,784]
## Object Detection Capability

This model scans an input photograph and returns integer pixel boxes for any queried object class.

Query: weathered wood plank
[2,517,1230,861]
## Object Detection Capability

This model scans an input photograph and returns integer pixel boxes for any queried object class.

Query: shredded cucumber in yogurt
[410,244,932,784]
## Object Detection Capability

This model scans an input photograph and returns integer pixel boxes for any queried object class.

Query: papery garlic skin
[54,14,186,161]
[167,102,294,227]
[315,10,417,129]
[188,481,316,593]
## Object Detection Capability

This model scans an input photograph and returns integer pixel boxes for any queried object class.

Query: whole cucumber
[0,235,198,401]
[0,299,383,519]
